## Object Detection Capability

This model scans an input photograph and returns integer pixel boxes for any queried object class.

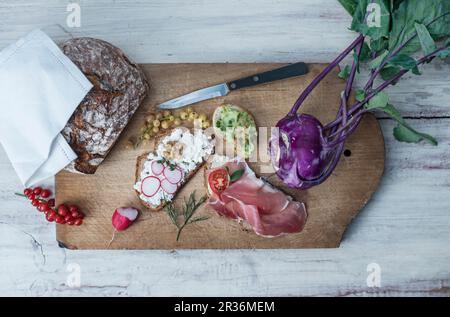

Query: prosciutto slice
[207,158,307,237]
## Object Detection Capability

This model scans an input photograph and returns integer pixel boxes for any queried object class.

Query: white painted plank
[0,0,354,63]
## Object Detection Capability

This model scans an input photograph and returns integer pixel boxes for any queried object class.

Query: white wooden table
[0,0,449,296]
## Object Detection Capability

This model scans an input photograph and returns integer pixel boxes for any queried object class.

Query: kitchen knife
[158,62,308,109]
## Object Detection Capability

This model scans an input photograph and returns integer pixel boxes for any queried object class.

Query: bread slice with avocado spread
[212,104,257,159]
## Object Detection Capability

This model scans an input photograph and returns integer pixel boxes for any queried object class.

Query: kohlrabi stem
[324,110,369,148]
[288,34,364,116]
[365,50,378,91]
[364,11,450,91]
[331,39,364,138]
[326,113,360,140]
[324,44,449,131]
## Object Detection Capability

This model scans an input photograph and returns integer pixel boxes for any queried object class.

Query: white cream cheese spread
[134,128,214,207]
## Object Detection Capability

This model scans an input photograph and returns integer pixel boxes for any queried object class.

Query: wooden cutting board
[55,63,385,249]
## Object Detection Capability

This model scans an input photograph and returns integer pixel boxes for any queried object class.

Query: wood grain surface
[1,0,449,296]
[55,63,384,249]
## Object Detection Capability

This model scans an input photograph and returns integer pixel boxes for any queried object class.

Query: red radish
[141,176,161,197]
[112,207,139,231]
[161,178,178,194]
[151,160,164,175]
[163,166,183,184]
[108,207,140,248]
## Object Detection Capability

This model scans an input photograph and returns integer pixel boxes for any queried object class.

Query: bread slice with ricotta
[134,127,215,211]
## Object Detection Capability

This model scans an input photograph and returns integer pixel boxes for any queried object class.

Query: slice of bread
[212,104,255,139]
[212,104,257,159]
[134,128,213,211]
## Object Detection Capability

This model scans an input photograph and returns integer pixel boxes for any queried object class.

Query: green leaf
[414,22,437,55]
[439,49,450,59]
[412,65,421,75]
[368,103,403,121]
[366,91,389,109]
[380,65,401,80]
[393,124,438,145]
[338,65,351,79]
[439,38,450,59]
[230,168,245,183]
[389,0,450,55]
[351,0,391,40]
[370,37,388,52]
[391,0,405,11]
[355,89,365,102]
[358,42,372,62]
[369,50,389,69]
[388,54,417,69]
[365,101,438,145]
[338,0,358,16]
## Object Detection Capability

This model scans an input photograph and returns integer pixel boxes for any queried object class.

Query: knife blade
[158,62,308,109]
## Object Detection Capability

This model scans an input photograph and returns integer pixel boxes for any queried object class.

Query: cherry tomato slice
[208,168,230,195]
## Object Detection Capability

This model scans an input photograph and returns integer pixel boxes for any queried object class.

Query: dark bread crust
[134,128,209,211]
[61,37,149,174]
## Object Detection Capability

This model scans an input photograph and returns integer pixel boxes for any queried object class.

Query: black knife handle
[226,62,308,91]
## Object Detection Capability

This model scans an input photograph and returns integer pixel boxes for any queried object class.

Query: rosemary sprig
[164,191,208,241]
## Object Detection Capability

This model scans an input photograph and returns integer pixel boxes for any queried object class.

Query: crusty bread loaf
[61,38,149,174]
[135,128,211,211]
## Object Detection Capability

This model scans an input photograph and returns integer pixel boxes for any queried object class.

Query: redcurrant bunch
[21,187,85,226]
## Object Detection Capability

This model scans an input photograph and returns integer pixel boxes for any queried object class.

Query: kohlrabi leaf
[388,54,417,70]
[370,37,388,53]
[439,49,450,59]
[385,105,437,145]
[338,65,351,79]
[414,22,437,55]
[369,50,389,69]
[393,123,438,145]
[338,0,358,16]
[439,38,450,59]
[355,89,365,102]
[412,65,421,75]
[380,65,401,80]
[389,0,450,55]
[365,101,438,145]
[351,0,391,40]
[366,91,389,109]
[391,0,405,11]
[358,42,372,62]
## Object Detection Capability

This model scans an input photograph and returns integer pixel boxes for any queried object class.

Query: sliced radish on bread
[161,178,178,194]
[151,160,164,175]
[141,176,161,197]
[163,166,183,184]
